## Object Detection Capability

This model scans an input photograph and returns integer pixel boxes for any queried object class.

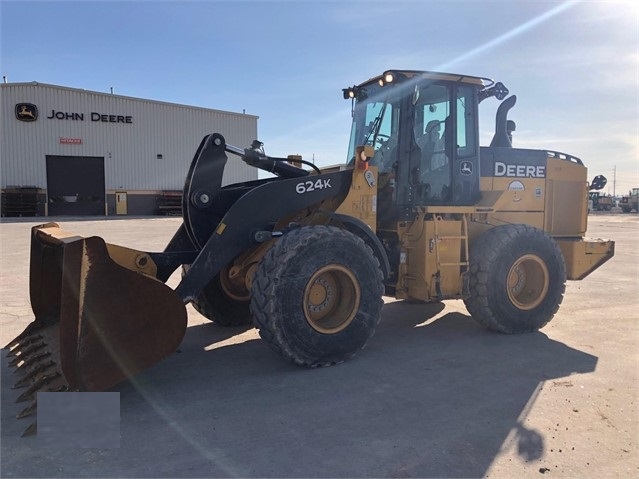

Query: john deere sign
[16,103,133,124]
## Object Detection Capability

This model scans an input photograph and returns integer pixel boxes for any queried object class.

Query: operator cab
[344,70,509,215]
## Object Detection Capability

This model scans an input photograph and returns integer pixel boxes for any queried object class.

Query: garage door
[46,156,105,216]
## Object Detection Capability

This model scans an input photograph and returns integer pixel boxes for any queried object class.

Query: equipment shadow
[1,301,598,478]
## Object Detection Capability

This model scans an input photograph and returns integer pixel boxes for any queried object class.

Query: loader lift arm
[159,133,352,301]
[5,133,353,435]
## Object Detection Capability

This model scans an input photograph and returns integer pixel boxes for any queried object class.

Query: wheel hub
[507,254,549,310]
[304,264,361,334]
[219,265,250,302]
[308,278,333,312]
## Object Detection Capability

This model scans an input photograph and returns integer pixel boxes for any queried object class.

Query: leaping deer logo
[460,161,473,175]
[15,103,38,122]
[19,106,35,118]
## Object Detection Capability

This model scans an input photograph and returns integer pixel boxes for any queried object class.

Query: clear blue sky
[2,0,637,195]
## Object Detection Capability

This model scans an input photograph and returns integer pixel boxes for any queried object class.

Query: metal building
[1,82,258,216]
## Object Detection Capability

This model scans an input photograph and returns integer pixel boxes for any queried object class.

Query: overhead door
[46,156,105,216]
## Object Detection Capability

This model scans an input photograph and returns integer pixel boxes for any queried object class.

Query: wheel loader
[5,70,615,434]
[589,192,613,212]
[620,187,639,213]
[587,175,612,212]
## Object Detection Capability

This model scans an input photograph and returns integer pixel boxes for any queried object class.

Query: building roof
[1,81,259,119]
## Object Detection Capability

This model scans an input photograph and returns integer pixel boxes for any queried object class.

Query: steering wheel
[374,134,391,146]
[371,135,397,171]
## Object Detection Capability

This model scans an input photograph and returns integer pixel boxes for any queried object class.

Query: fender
[326,212,391,282]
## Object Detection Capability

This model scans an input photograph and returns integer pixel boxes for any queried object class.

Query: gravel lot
[1,214,637,478]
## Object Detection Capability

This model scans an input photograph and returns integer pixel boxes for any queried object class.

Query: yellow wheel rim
[219,265,250,302]
[304,264,361,334]
[507,254,549,310]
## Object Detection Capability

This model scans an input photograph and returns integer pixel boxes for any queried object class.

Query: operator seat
[421,118,451,201]
[419,120,441,174]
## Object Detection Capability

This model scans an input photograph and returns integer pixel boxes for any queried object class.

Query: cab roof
[358,70,494,89]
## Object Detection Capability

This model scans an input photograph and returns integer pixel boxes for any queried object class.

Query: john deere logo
[15,103,38,122]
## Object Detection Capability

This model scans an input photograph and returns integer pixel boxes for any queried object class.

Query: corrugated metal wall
[1,83,258,190]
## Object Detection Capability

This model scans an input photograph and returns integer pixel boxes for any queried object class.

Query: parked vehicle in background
[587,175,607,213]
[589,192,613,212]
[619,188,639,213]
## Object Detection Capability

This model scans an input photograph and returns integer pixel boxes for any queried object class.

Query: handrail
[545,150,583,165]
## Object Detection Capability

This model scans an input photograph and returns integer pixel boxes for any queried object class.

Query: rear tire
[183,265,252,327]
[250,226,384,367]
[464,224,566,333]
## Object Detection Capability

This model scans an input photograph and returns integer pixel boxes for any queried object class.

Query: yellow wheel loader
[620,187,639,213]
[587,175,612,212]
[5,70,614,433]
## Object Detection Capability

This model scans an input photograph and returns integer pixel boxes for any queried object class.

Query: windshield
[346,82,401,171]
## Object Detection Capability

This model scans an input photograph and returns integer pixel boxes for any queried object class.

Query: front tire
[464,225,566,333]
[250,226,384,367]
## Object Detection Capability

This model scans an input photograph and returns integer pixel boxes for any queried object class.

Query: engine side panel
[479,147,588,237]
[544,157,588,237]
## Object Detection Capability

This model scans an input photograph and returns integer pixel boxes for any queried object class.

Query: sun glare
[435,1,581,72]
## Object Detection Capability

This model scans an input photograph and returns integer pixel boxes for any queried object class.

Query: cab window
[456,85,476,158]
[414,84,451,202]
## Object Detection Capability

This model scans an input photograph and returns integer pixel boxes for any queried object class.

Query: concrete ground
[0,214,637,478]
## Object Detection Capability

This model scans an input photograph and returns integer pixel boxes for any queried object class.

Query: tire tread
[251,226,384,367]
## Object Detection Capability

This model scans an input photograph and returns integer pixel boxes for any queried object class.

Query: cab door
[408,83,480,207]
[450,85,481,205]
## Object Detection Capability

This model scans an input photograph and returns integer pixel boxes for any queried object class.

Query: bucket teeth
[5,334,43,352]
[16,383,69,419]
[47,385,69,393]
[13,360,56,389]
[16,372,62,403]
[13,351,52,372]
[21,421,37,437]
[17,400,37,419]
[12,339,47,357]
[6,335,45,357]
[8,342,47,367]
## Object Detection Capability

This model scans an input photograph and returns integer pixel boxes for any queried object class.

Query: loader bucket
[5,223,187,429]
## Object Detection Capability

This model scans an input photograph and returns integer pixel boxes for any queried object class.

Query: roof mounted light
[378,71,395,87]
[342,86,358,100]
